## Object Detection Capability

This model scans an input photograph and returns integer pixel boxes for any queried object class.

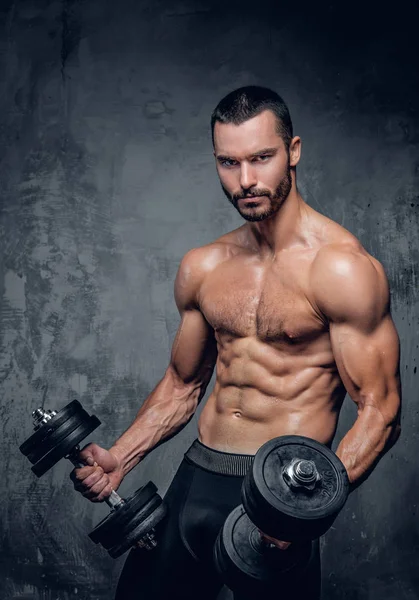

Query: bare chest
[199,259,325,344]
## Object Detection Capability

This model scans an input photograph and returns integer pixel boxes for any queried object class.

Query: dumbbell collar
[282,458,322,491]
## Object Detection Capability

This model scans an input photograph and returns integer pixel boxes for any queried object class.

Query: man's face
[213,110,292,222]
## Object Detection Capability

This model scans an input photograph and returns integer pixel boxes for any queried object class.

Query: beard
[222,166,292,222]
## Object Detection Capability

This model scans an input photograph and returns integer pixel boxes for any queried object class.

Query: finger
[259,531,274,543]
[275,541,291,550]
[69,465,97,483]
[78,443,97,466]
[259,531,292,550]
[73,467,104,491]
[95,483,114,502]
[81,475,110,499]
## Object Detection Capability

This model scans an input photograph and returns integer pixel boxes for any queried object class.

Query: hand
[69,443,124,502]
[258,530,292,550]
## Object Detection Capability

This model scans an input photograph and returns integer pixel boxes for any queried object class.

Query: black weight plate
[101,494,162,550]
[213,505,311,594]
[20,401,84,457]
[89,482,158,545]
[242,436,349,541]
[26,411,87,465]
[108,502,168,558]
[31,415,100,477]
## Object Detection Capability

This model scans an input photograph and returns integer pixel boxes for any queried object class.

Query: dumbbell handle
[68,448,125,510]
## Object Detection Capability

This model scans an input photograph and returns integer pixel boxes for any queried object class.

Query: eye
[254,154,271,162]
[219,158,238,167]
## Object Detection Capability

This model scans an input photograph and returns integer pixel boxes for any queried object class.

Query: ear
[289,136,301,167]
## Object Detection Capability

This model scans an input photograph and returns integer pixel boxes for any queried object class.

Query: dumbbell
[213,435,350,594]
[19,400,167,558]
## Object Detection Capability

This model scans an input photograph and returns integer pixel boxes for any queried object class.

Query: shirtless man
[72,86,401,600]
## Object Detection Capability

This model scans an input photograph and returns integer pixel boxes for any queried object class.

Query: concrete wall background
[0,0,418,598]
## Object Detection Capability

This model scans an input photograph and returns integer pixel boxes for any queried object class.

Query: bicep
[330,314,400,418]
[170,308,217,385]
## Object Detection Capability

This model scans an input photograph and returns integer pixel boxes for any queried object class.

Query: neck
[246,187,309,256]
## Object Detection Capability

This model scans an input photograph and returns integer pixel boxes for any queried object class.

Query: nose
[239,162,258,191]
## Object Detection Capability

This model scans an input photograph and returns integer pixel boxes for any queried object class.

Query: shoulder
[310,240,390,327]
[177,240,236,282]
[175,234,241,309]
[177,226,246,281]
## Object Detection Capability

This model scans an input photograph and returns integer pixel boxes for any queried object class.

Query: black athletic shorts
[115,439,321,600]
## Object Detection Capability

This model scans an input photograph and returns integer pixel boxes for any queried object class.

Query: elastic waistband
[184,439,254,476]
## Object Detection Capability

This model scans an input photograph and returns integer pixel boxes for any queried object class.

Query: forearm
[335,393,401,489]
[110,367,203,477]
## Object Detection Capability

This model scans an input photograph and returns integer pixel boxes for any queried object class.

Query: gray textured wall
[1,1,418,599]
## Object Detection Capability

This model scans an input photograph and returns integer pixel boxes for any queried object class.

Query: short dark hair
[211,86,293,149]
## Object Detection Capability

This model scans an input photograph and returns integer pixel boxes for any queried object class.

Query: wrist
[110,442,142,477]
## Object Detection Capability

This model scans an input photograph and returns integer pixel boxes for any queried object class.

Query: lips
[240,196,265,203]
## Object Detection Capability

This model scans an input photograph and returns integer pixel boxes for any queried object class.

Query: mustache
[232,189,272,202]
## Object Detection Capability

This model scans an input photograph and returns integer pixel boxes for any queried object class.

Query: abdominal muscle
[197,335,346,454]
